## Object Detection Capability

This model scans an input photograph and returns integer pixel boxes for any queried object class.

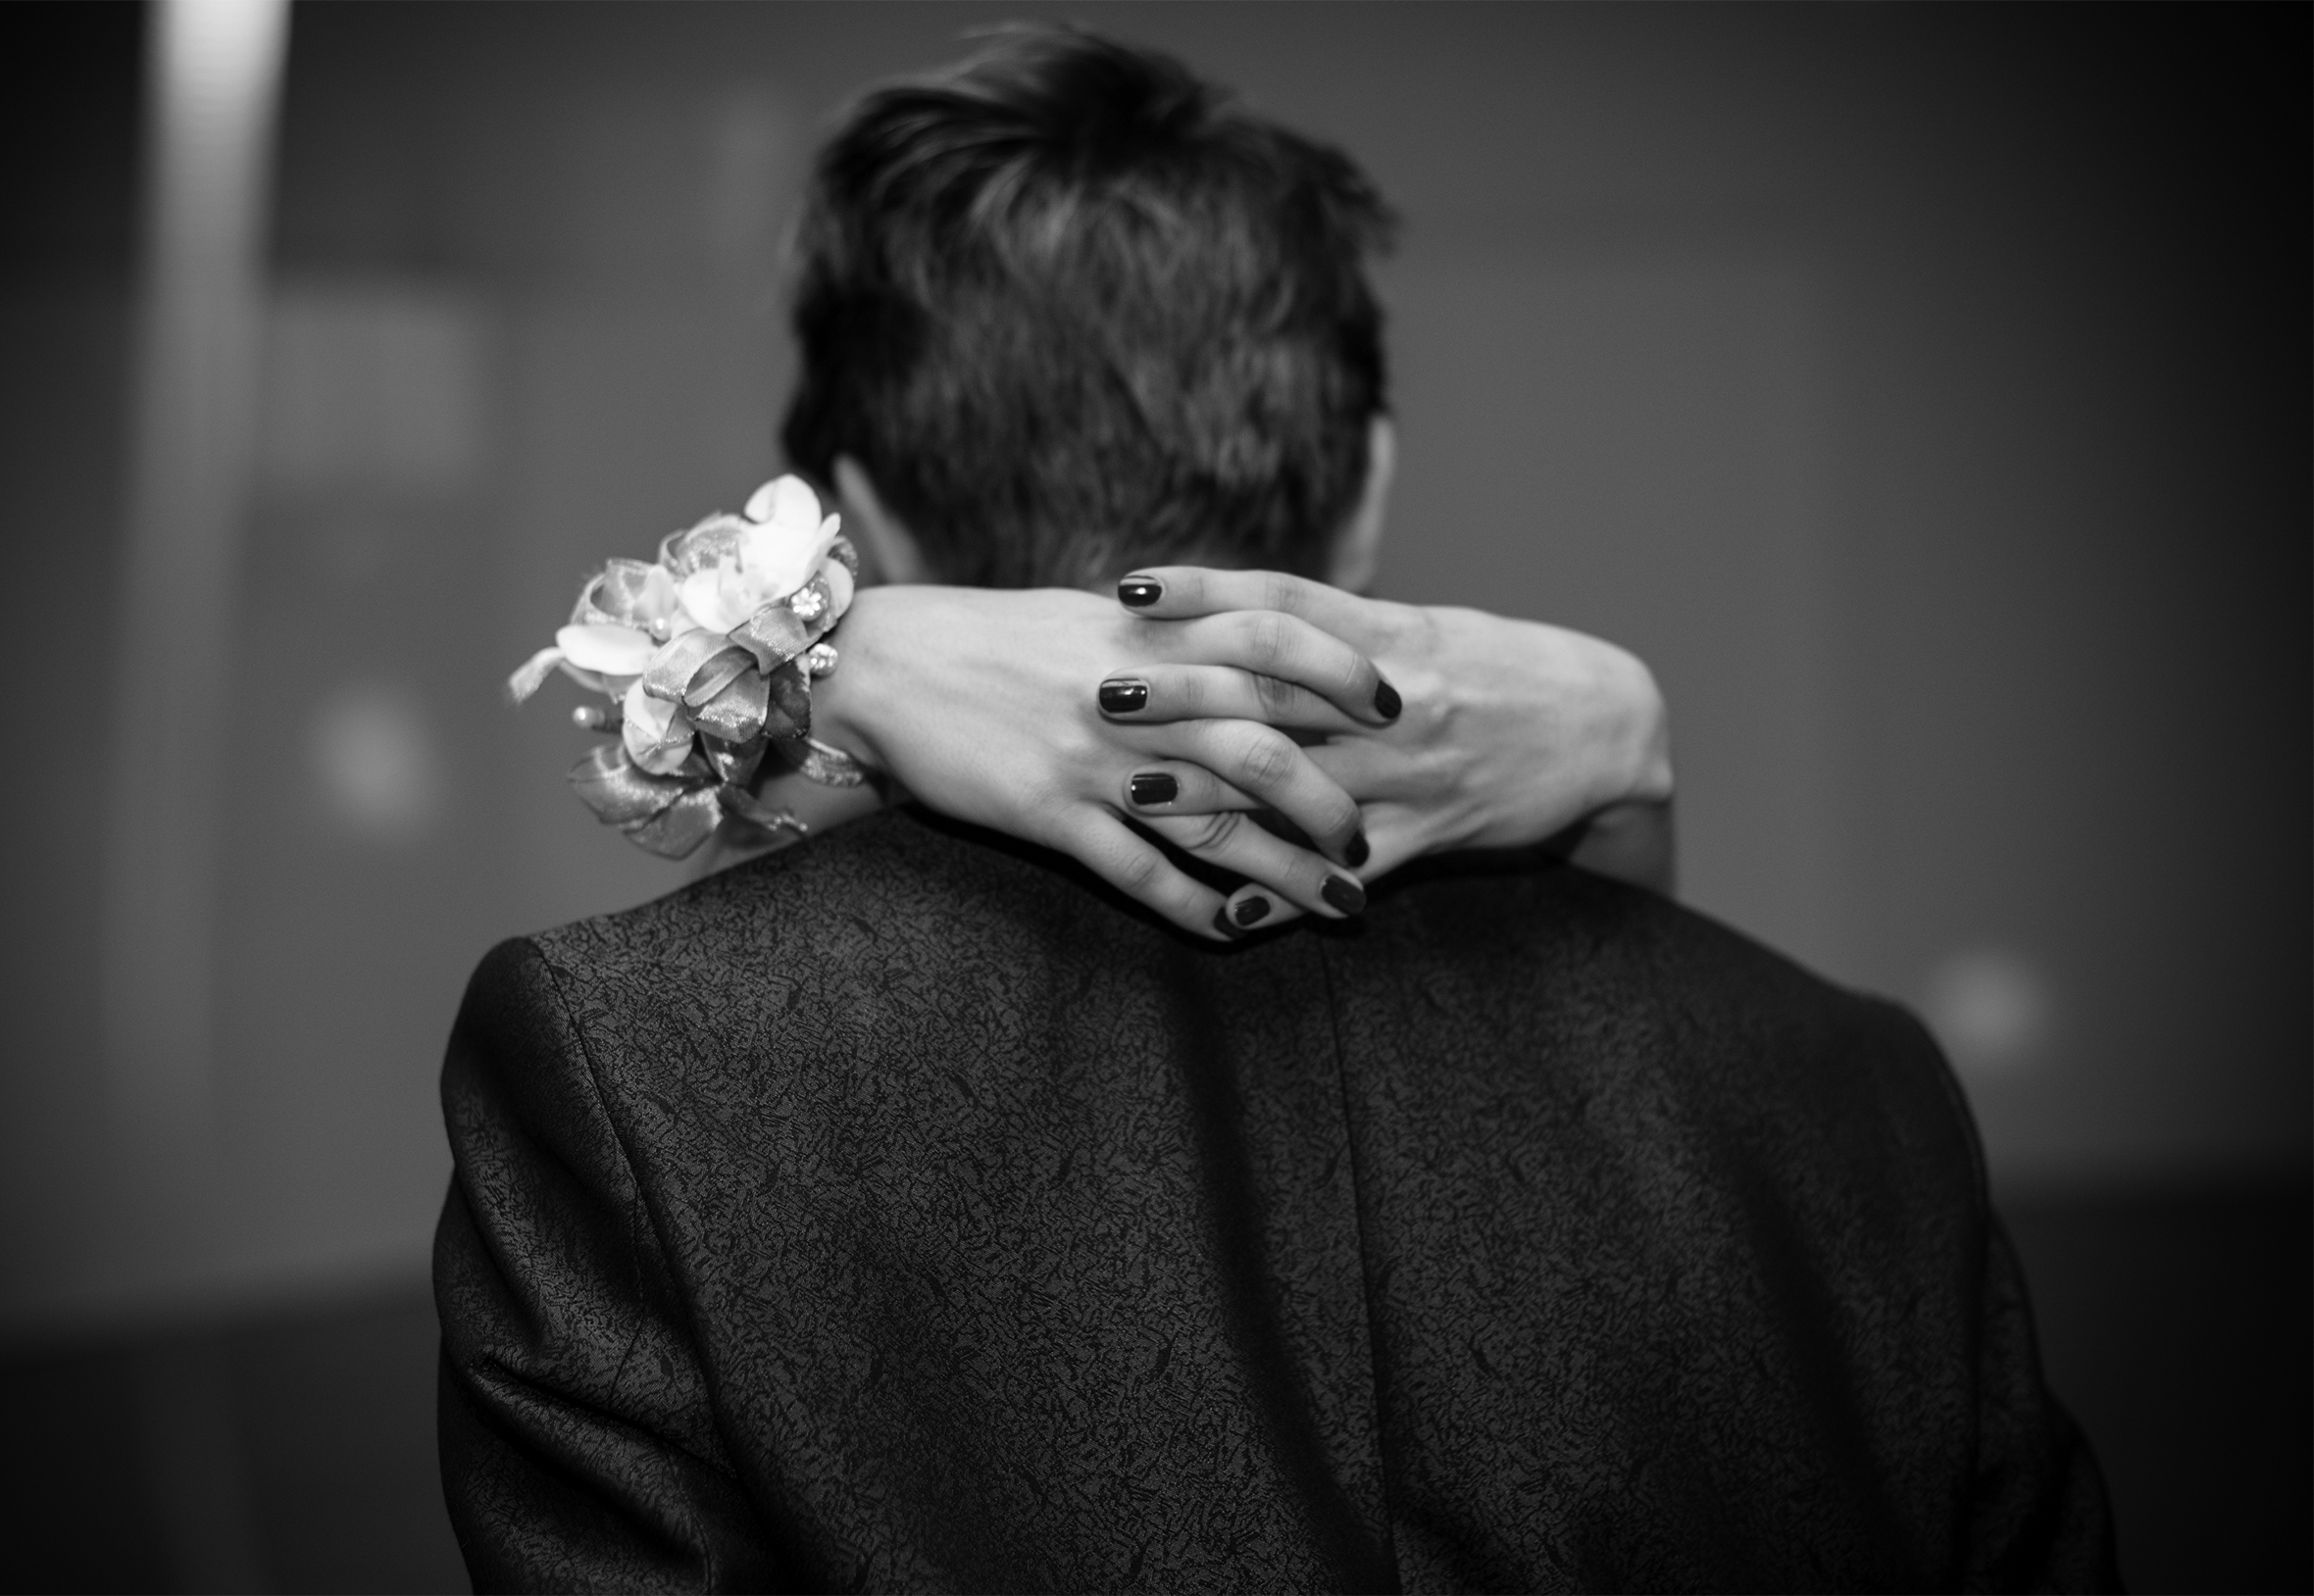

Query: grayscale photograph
[0,2,2304,1591]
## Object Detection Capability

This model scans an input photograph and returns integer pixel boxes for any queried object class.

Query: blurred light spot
[166,0,288,128]
[260,282,486,496]
[310,684,443,842]
[1922,947,2055,1075]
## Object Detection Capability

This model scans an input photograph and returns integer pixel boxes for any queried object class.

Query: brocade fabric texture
[435,809,2117,1593]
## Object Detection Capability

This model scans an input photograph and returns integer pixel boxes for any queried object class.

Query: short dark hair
[780,26,1394,589]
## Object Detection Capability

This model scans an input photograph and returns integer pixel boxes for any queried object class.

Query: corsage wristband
[506,474,867,859]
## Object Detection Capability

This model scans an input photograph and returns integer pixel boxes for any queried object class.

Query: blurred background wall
[1,3,2304,1591]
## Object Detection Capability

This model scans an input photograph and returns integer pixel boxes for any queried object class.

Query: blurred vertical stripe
[98,0,288,1296]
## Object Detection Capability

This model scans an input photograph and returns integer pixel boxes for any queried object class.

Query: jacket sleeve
[1963,1215,2123,1593]
[434,936,778,1593]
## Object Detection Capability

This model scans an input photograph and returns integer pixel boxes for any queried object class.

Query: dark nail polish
[1345,830,1370,869]
[1119,577,1163,609]
[1212,906,1245,940]
[1099,678,1150,714]
[1321,874,1367,916]
[1130,772,1179,807]
[1373,677,1402,721]
[1233,895,1273,927]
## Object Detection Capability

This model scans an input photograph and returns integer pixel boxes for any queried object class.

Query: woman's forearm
[1558,798,1677,896]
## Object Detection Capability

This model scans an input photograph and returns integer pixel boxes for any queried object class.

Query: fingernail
[1373,677,1402,721]
[1344,830,1370,869]
[1130,772,1179,807]
[1099,678,1150,714]
[1233,894,1272,927]
[1212,906,1245,940]
[1321,874,1366,916]
[1119,576,1163,609]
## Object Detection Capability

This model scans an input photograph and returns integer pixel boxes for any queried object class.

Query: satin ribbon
[567,741,810,860]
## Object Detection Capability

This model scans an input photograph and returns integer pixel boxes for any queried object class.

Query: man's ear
[832,455,932,585]
[1327,414,1394,594]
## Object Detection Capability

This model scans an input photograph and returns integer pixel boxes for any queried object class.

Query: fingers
[1205,799,1432,937]
[1055,808,1369,943]
[1140,812,1368,925]
[1096,664,1364,735]
[1119,567,1355,629]
[1299,736,1425,804]
[1218,880,1308,935]
[1114,760,1265,816]
[1057,811,1237,942]
[1111,609,1399,725]
[1132,719,1366,865]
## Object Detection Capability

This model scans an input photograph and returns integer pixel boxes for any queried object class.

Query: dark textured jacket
[435,809,2116,1593]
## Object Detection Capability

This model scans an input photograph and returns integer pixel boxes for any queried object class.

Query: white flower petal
[624,677,672,736]
[742,478,781,523]
[622,679,694,773]
[677,570,749,634]
[557,623,658,674]
[555,661,607,695]
[743,519,839,603]
[632,563,679,623]
[768,474,821,533]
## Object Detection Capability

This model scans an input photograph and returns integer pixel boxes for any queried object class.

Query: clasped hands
[805,569,1675,941]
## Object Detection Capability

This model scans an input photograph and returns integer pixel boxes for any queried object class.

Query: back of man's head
[780,26,1394,589]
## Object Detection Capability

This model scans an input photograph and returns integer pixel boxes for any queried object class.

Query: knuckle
[1109,844,1162,891]
[1258,571,1308,617]
[1253,671,1299,719]
[1314,790,1360,837]
[1233,729,1297,790]
[1245,612,1294,672]
[1182,811,1243,853]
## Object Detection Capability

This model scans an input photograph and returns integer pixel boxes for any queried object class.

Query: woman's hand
[1108,568,1676,930]
[800,583,1393,940]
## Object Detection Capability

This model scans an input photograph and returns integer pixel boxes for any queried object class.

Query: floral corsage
[507,474,863,859]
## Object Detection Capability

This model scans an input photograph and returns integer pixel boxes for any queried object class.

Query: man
[436,28,2116,1591]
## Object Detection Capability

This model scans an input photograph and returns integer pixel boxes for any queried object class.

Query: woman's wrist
[1593,637,1674,811]
[803,585,900,781]
[740,584,903,826]
[1345,605,1675,857]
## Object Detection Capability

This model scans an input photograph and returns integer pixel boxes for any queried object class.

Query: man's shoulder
[1368,846,1948,1077]
[466,810,1191,1109]
[1350,845,1899,1024]
[1349,850,1983,1224]
[518,807,1163,1000]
